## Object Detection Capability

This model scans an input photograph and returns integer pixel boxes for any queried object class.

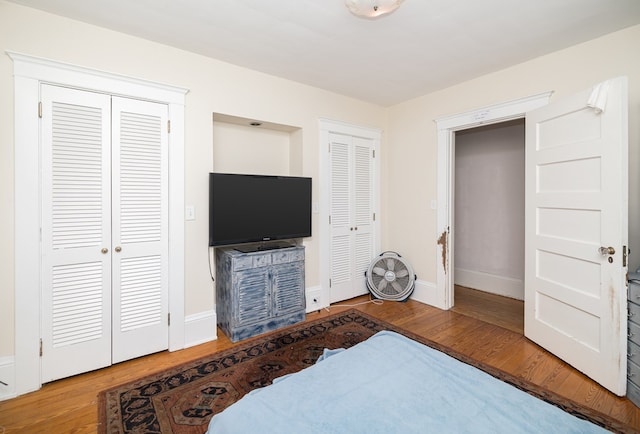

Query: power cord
[208,246,215,282]
[324,295,383,312]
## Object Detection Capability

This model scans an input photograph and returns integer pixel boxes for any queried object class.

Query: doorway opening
[434,91,552,313]
[451,120,525,334]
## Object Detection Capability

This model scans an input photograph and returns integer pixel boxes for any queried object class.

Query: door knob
[115,246,122,252]
[598,246,615,256]
[101,248,108,254]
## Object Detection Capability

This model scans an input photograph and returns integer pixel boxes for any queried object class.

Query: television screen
[209,173,312,247]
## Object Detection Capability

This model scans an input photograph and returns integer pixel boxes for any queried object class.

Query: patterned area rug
[98,309,627,433]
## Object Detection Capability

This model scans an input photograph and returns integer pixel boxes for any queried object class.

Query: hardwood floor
[451,285,524,334]
[1,289,639,433]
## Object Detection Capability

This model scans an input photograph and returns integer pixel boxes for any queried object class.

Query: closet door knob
[115,246,122,253]
[101,248,108,254]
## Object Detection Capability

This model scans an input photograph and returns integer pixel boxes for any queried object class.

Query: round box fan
[365,251,416,301]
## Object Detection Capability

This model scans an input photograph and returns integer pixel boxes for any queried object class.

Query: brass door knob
[598,246,615,256]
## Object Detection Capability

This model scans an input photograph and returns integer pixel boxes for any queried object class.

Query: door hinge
[167,120,171,133]
[168,312,171,326]
[39,338,43,357]
[329,279,332,288]
[372,149,375,158]
[329,215,331,224]
[623,245,628,267]
[373,212,376,222]
[38,101,42,118]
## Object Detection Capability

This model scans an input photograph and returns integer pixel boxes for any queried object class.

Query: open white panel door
[525,77,628,395]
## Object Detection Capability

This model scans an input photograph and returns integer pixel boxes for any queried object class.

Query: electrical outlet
[306,290,322,312]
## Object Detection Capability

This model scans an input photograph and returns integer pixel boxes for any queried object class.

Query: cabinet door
[329,133,375,303]
[272,261,305,315]
[235,268,271,325]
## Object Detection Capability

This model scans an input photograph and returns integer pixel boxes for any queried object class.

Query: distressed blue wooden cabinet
[216,245,306,342]
[628,274,640,406]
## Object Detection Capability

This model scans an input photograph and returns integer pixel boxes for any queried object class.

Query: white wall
[212,121,294,176]
[0,0,387,358]
[386,24,640,299]
[454,120,525,299]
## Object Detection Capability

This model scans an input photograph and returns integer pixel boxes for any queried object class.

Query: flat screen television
[209,173,312,248]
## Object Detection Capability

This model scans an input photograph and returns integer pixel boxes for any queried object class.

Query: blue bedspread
[206,330,607,433]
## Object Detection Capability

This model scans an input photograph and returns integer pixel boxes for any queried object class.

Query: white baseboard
[410,279,445,309]
[184,310,217,348]
[454,268,524,300]
[0,356,16,401]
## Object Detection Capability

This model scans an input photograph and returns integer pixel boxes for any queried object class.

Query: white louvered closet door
[41,86,169,382]
[40,85,112,383]
[329,133,375,303]
[111,97,169,363]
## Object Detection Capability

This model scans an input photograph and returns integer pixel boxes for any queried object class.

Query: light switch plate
[185,205,195,221]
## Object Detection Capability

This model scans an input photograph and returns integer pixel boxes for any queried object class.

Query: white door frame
[434,92,552,310]
[9,52,188,396]
[319,119,381,309]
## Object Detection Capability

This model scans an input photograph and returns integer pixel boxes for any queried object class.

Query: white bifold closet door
[40,85,169,383]
[329,133,375,303]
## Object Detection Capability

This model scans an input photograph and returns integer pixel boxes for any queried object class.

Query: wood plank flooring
[1,289,640,433]
[451,285,524,334]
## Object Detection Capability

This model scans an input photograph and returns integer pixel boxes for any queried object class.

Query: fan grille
[366,252,415,301]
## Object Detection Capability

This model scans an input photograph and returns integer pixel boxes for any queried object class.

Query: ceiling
[7,0,640,106]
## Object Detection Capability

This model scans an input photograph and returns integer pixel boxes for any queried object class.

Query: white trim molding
[8,51,188,396]
[0,356,16,401]
[434,91,552,310]
[454,268,524,300]
[184,311,218,348]
[409,279,439,307]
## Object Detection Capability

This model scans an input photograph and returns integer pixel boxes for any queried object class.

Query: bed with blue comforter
[206,330,608,433]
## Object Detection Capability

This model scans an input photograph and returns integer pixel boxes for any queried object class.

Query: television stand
[216,245,305,342]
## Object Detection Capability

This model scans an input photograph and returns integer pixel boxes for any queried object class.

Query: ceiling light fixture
[345,0,404,19]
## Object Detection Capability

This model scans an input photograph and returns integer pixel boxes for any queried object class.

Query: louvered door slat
[51,101,103,250]
[330,139,350,228]
[273,263,305,313]
[119,110,163,244]
[237,269,271,324]
[354,142,372,227]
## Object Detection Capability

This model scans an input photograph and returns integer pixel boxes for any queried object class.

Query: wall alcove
[212,113,303,176]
